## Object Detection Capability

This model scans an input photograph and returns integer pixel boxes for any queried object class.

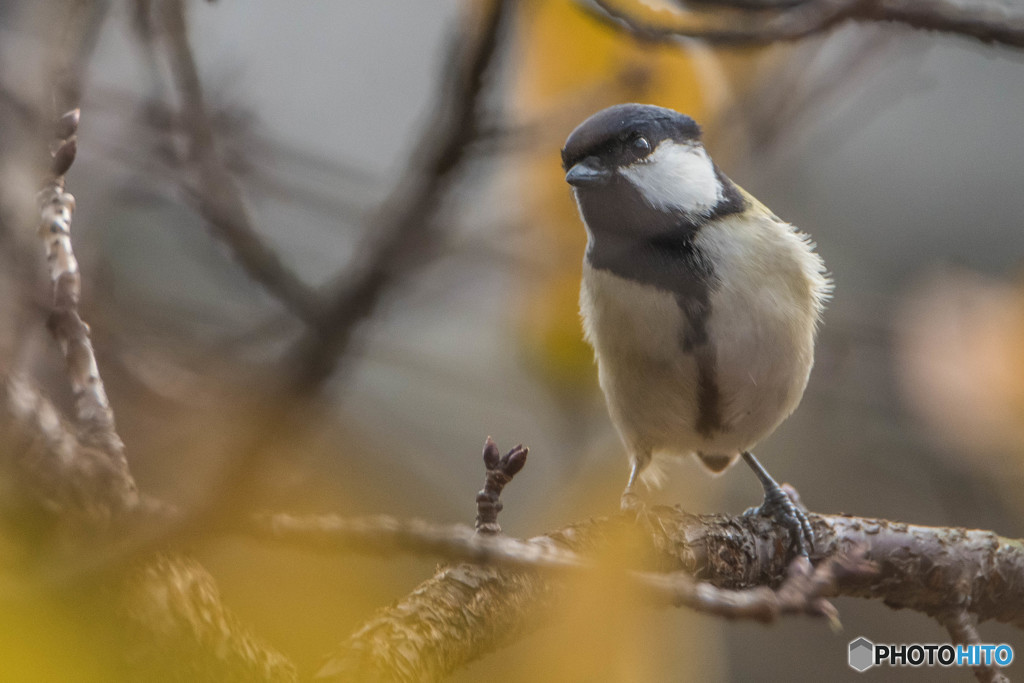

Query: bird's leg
[741,451,814,556]
[620,458,642,512]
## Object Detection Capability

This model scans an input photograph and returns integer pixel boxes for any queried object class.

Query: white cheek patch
[620,142,723,215]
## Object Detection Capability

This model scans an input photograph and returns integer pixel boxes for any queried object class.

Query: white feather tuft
[637,452,671,489]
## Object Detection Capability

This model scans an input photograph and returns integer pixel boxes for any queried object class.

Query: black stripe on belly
[577,177,739,439]
[694,343,721,438]
[586,229,724,438]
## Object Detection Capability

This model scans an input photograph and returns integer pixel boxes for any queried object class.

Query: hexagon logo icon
[849,637,875,672]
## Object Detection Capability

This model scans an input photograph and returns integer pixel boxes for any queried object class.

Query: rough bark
[310,509,1024,681]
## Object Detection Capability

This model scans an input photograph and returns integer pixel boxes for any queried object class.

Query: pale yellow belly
[581,264,815,458]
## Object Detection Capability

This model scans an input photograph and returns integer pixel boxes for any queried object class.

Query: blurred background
[1,0,1023,680]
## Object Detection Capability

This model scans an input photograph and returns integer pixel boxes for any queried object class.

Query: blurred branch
[0,374,135,522]
[869,0,1024,47]
[37,106,138,506]
[151,0,515,391]
[45,0,112,115]
[120,554,298,682]
[290,0,515,389]
[281,507,1022,680]
[581,0,862,44]
[580,0,1024,48]
[158,0,322,324]
[943,610,1011,683]
[0,374,291,678]
[315,563,551,681]
[713,30,899,161]
[6,15,287,675]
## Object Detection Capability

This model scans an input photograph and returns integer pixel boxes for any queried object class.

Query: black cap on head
[561,103,702,172]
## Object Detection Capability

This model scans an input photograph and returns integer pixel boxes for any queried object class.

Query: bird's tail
[638,451,740,489]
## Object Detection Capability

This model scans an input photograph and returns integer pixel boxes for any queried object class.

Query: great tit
[562,103,830,555]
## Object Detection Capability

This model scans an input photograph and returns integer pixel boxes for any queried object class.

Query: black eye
[633,136,650,153]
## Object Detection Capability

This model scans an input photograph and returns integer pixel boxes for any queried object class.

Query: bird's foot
[620,488,642,513]
[743,482,814,557]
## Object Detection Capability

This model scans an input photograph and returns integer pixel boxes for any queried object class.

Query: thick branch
[812,515,1024,627]
[120,554,298,682]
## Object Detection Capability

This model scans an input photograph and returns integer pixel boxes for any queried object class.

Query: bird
[561,103,830,555]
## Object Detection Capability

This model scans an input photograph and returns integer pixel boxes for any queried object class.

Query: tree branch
[580,0,1024,48]
[150,0,516,391]
[251,513,583,572]
[942,610,1011,683]
[290,0,515,389]
[270,508,1023,680]
[0,374,133,523]
[868,0,1024,47]
[581,0,865,45]
[120,554,298,682]
[632,552,856,625]
[158,0,321,324]
[36,105,138,508]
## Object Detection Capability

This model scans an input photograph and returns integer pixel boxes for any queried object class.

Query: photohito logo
[848,637,1014,672]
[849,638,874,672]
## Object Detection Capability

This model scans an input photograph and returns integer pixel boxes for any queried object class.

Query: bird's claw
[744,484,814,557]
[620,488,642,513]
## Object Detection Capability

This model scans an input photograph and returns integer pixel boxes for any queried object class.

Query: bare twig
[580,0,1024,48]
[634,552,870,625]
[475,437,528,535]
[291,0,515,388]
[252,513,583,572]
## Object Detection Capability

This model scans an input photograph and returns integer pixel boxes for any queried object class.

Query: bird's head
[561,104,732,225]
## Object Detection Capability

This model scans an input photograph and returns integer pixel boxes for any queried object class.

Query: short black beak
[565,157,611,187]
